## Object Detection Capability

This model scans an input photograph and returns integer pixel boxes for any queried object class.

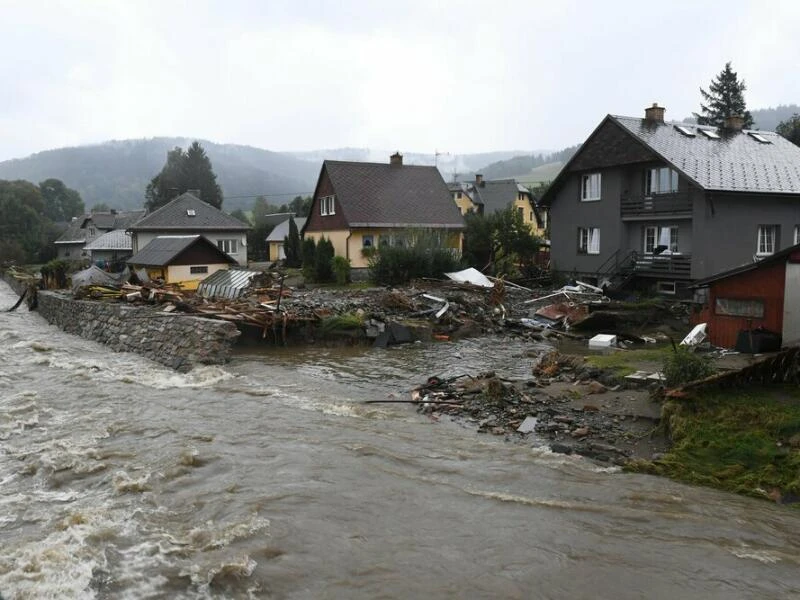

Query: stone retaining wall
[36,291,240,371]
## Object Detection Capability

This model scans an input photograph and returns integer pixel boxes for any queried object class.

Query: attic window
[699,129,720,140]
[187,209,196,216]
[748,132,771,144]
[674,125,695,137]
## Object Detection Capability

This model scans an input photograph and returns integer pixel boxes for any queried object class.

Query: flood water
[1,280,800,599]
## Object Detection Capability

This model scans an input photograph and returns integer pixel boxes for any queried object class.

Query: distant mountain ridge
[0,138,321,212]
[0,141,556,211]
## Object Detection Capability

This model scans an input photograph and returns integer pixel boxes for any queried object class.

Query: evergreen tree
[301,237,317,281]
[777,114,800,147]
[694,62,754,128]
[183,141,223,209]
[144,142,223,211]
[283,217,302,268]
[314,237,335,282]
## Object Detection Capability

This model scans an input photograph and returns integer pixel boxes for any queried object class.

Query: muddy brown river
[1,281,799,599]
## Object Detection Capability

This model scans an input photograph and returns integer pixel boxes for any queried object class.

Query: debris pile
[392,351,666,464]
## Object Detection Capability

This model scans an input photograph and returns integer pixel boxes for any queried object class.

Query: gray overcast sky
[1,0,799,161]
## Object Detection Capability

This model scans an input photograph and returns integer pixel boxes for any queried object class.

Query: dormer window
[320,195,336,216]
[646,167,679,196]
[748,132,771,144]
[699,129,720,140]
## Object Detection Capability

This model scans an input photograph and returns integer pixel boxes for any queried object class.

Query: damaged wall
[36,291,240,371]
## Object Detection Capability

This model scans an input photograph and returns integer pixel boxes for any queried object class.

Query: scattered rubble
[381,350,668,465]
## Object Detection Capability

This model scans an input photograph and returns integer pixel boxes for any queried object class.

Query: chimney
[724,115,745,131]
[390,152,403,167]
[644,103,665,123]
[475,173,484,186]
[187,188,201,198]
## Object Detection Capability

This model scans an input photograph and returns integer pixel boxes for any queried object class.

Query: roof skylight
[674,125,695,137]
[748,132,771,144]
[187,209,196,216]
[699,129,720,139]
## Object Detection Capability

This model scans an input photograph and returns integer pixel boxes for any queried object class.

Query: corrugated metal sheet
[197,268,261,299]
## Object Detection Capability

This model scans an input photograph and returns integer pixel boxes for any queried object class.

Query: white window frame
[644,226,679,254]
[217,239,238,254]
[578,227,600,255]
[657,281,677,295]
[794,225,800,245]
[581,173,602,202]
[756,225,778,257]
[320,195,336,216]
[646,167,679,196]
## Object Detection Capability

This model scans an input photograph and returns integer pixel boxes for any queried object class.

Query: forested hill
[0,138,321,212]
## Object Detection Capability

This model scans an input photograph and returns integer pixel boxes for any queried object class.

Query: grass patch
[585,346,672,376]
[626,386,800,501]
[318,313,365,333]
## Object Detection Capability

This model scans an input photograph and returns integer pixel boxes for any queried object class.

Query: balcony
[621,192,693,219]
[634,253,692,277]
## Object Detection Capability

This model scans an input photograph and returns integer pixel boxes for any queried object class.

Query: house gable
[568,119,656,172]
[305,164,350,233]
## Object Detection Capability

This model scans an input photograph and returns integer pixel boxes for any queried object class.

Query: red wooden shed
[691,243,800,349]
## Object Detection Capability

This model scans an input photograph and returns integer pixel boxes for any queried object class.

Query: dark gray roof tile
[612,116,800,193]
[324,161,464,228]
[130,193,250,231]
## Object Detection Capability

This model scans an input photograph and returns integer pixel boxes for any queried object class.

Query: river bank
[4,270,798,505]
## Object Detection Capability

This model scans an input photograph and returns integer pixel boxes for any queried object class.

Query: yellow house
[448,182,478,215]
[466,175,547,239]
[303,153,465,269]
[126,235,236,290]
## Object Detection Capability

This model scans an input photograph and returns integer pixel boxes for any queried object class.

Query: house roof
[692,242,800,288]
[83,229,132,251]
[129,193,250,231]
[320,160,464,228]
[127,235,236,267]
[541,114,800,206]
[266,217,307,243]
[611,116,800,194]
[470,179,529,214]
[54,220,89,244]
[55,210,146,244]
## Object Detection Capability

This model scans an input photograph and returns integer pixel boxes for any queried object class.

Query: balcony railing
[634,253,692,277]
[621,192,692,217]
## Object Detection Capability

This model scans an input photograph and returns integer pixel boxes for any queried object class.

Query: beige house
[303,153,464,269]
[127,235,236,290]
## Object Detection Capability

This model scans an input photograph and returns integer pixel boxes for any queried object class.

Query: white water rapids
[1,280,799,599]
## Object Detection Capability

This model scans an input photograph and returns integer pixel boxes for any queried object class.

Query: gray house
[541,103,800,295]
[54,210,145,261]
[128,193,250,265]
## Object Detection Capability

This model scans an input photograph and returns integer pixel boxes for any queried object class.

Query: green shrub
[367,230,459,285]
[332,255,351,285]
[662,346,714,387]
